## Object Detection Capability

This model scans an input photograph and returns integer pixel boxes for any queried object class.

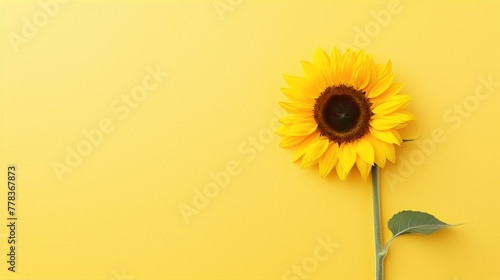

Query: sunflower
[276,48,415,180]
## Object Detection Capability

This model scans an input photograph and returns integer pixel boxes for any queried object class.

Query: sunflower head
[276,48,415,180]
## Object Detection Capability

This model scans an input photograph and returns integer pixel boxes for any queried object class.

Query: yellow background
[1,0,500,279]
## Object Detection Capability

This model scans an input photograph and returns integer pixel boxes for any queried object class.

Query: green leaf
[382,210,458,256]
[388,210,452,237]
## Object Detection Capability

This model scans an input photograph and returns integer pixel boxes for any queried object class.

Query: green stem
[372,165,386,280]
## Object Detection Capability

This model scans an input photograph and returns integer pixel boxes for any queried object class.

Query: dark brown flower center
[313,85,372,143]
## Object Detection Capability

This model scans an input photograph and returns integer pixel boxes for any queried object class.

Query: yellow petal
[336,143,356,180]
[335,158,346,180]
[371,95,412,115]
[276,116,316,136]
[279,112,315,126]
[301,61,326,90]
[282,75,309,89]
[384,142,396,163]
[370,82,403,103]
[351,55,371,90]
[330,48,342,85]
[390,111,417,122]
[393,123,407,129]
[313,48,333,86]
[281,87,313,103]
[365,134,387,168]
[370,127,401,145]
[366,73,394,98]
[356,138,375,165]
[356,157,372,180]
[292,132,320,162]
[287,118,318,136]
[301,137,330,168]
[370,115,405,130]
[282,75,322,99]
[376,60,392,78]
[340,49,355,85]
[370,112,416,130]
[279,101,312,114]
[319,142,339,177]
[279,135,306,148]
[275,124,289,135]
[362,55,377,88]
